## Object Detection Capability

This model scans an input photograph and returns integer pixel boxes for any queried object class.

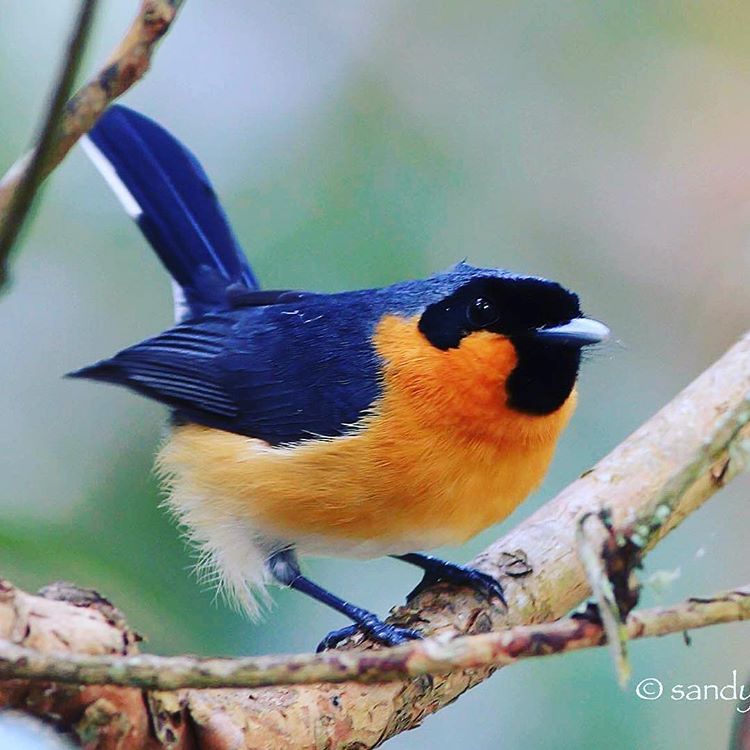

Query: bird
[70,105,609,651]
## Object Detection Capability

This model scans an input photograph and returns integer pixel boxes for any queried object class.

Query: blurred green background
[1,3,749,748]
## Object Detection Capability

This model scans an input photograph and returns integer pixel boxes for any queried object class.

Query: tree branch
[0,0,98,286]
[0,586,747,691]
[0,332,747,748]
[0,0,184,289]
[576,510,634,685]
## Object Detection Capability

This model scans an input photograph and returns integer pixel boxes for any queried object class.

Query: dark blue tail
[83,105,259,319]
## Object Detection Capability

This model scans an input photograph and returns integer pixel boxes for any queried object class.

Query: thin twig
[576,511,632,686]
[0,586,747,690]
[0,0,185,289]
[0,0,98,286]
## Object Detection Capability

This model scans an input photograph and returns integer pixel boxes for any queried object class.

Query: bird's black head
[418,275,607,415]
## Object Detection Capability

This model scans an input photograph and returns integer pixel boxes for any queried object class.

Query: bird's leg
[268,549,421,652]
[392,552,506,604]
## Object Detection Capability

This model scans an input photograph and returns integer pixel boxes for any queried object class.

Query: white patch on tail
[81,137,143,219]
[171,280,191,323]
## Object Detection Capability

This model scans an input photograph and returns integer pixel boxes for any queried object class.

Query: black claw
[408,561,506,606]
[317,624,359,652]
[317,620,421,651]
[366,622,421,647]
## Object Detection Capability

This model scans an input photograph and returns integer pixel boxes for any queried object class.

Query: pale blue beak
[533,318,610,347]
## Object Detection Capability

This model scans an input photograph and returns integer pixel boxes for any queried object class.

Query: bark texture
[0,585,748,691]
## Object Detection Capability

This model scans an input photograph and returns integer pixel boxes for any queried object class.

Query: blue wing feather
[70,315,239,419]
[68,299,381,444]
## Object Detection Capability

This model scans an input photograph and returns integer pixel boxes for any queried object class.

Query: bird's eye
[467,297,499,328]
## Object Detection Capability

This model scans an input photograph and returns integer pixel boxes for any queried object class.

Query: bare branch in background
[0,0,185,289]
[0,0,98,286]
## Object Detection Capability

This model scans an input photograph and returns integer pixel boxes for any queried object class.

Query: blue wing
[69,293,383,445]
[83,105,259,319]
[70,316,240,419]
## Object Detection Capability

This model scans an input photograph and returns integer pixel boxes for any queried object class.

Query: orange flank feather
[158,314,576,567]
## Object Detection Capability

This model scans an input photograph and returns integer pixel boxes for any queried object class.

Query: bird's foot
[407,557,506,605]
[317,616,421,652]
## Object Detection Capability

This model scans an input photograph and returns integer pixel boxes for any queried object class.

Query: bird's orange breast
[158,315,576,555]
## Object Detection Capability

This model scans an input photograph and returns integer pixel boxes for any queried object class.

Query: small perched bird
[71,106,608,650]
